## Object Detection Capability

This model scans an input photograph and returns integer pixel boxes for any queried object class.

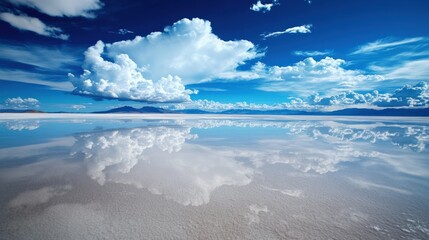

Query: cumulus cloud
[250,0,279,13]
[288,82,429,109]
[373,82,429,107]
[0,12,69,40]
[256,57,384,93]
[262,24,312,38]
[70,18,260,102]
[167,82,428,112]
[3,97,39,109]
[351,37,425,55]
[7,0,103,18]
[179,99,283,112]
[69,41,196,102]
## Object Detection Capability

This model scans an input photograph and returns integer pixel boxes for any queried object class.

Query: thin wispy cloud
[0,69,74,91]
[117,28,133,35]
[0,43,80,69]
[71,105,86,110]
[385,59,429,80]
[293,50,332,56]
[262,24,312,39]
[6,0,103,18]
[250,0,279,13]
[351,37,425,54]
[2,0,104,40]
[0,12,69,40]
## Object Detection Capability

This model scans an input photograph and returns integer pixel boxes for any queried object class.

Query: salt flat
[0,117,428,239]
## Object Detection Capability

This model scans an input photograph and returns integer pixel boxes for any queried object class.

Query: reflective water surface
[0,115,428,239]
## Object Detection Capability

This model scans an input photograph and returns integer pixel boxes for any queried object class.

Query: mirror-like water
[0,115,428,239]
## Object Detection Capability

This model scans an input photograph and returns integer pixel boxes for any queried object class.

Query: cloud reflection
[5,120,40,131]
[71,126,253,206]
[8,185,72,208]
[2,118,428,207]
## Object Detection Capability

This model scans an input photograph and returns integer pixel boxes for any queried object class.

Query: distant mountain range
[0,109,44,113]
[94,106,173,114]
[1,106,428,116]
[93,106,429,116]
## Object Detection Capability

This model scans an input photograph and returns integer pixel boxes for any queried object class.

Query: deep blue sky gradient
[0,0,428,111]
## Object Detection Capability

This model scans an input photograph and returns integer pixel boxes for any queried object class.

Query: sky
[0,0,428,112]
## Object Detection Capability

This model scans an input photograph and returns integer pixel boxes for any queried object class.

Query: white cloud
[0,12,69,40]
[250,0,279,13]
[178,99,283,112]
[7,0,103,18]
[167,82,429,112]
[70,18,260,102]
[69,41,196,102]
[373,82,429,107]
[351,37,425,55]
[288,82,429,109]
[256,57,384,94]
[293,50,332,56]
[262,24,312,38]
[0,43,79,70]
[0,43,79,91]
[385,59,429,80]
[3,97,39,109]
[117,28,133,35]
[0,69,74,91]
[71,105,86,110]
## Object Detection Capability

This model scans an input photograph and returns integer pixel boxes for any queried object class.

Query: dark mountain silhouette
[0,109,44,113]
[92,106,429,116]
[94,106,173,114]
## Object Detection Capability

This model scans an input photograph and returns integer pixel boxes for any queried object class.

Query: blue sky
[0,0,428,112]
